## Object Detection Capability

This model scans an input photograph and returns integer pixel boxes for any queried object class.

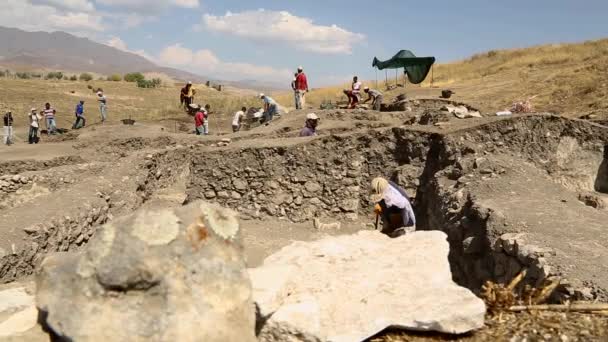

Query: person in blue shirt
[73,100,85,129]
[260,93,277,124]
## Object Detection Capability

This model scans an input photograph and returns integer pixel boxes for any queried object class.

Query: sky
[2,0,608,86]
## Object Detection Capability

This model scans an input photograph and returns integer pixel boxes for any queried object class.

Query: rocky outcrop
[251,230,486,341]
[36,201,256,342]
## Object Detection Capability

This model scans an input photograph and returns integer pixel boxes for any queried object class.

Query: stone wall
[0,156,84,176]
[184,132,431,223]
[0,202,110,283]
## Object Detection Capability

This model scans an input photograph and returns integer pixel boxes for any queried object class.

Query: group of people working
[2,90,107,146]
[344,76,384,110]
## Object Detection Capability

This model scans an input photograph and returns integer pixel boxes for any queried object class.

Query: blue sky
[3,0,608,86]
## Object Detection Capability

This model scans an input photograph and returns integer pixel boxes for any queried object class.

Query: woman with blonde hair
[370,177,415,238]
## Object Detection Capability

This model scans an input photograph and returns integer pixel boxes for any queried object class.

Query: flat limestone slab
[250,230,486,342]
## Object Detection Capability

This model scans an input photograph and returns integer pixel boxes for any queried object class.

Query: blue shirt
[75,103,84,117]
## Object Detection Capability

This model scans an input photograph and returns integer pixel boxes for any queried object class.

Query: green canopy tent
[372,50,436,85]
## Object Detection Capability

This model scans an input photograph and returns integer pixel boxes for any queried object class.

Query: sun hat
[31,108,36,111]
[297,66,303,71]
[259,93,265,98]
[370,177,389,203]
[306,113,319,120]
[364,86,370,90]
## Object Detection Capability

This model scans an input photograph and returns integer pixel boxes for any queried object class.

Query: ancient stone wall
[184,132,431,223]
[0,156,84,176]
[0,202,110,283]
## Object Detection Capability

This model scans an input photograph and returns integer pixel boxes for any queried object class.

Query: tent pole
[375,68,378,90]
[395,69,398,87]
[385,70,388,89]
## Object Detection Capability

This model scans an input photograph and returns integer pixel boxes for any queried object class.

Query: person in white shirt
[28,108,41,144]
[371,177,416,238]
[232,107,246,132]
[343,76,362,109]
[97,90,107,123]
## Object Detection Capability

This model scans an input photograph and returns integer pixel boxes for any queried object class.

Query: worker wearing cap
[295,66,309,110]
[183,82,195,109]
[97,90,107,123]
[299,113,319,137]
[363,87,384,111]
[28,108,41,144]
[193,104,205,135]
[260,94,277,124]
[371,177,415,238]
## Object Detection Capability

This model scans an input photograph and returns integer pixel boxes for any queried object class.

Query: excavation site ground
[1,99,608,340]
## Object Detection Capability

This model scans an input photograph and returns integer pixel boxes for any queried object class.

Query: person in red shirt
[193,105,205,135]
[295,66,309,110]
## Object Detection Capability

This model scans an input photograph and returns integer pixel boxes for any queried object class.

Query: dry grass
[0,78,262,133]
[277,38,608,117]
[372,271,608,341]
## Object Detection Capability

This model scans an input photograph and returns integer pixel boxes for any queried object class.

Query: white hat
[306,113,319,120]
[259,93,265,98]
[188,81,192,84]
[297,66,303,70]
[364,86,370,91]
[30,108,36,111]
[189,103,199,109]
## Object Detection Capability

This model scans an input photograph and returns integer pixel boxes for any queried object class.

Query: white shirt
[382,185,416,225]
[232,111,245,126]
[29,113,40,128]
[352,81,362,92]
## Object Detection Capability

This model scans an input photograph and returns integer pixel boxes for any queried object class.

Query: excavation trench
[3,115,608,302]
[175,115,608,300]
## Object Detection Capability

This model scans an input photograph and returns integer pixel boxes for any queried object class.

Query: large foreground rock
[251,230,486,342]
[36,201,256,342]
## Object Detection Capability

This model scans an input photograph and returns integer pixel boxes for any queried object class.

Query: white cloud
[202,9,365,54]
[51,12,104,31]
[106,36,129,50]
[106,36,155,61]
[97,0,199,13]
[30,0,95,12]
[0,0,104,33]
[158,43,291,81]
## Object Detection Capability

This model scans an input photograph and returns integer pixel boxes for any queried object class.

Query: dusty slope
[277,38,608,118]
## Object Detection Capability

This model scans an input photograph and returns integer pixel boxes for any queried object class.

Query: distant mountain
[0,26,288,91]
[0,26,204,83]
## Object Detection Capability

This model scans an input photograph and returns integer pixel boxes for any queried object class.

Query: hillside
[280,39,608,118]
[0,26,204,83]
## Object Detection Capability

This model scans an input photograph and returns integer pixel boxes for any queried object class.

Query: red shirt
[295,72,308,91]
[194,111,205,126]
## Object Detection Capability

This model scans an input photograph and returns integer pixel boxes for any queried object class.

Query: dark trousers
[72,117,85,129]
[28,126,39,144]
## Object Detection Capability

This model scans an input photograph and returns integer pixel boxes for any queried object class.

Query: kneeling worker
[371,177,415,238]
[299,113,319,137]
[363,87,383,111]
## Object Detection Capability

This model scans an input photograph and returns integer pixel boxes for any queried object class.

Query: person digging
[363,87,384,111]
[371,177,416,238]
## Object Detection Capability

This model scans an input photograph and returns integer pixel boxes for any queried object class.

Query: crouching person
[371,177,415,238]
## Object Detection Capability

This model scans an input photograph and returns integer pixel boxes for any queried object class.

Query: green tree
[69,75,78,81]
[107,74,122,82]
[124,72,145,82]
[79,73,93,82]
